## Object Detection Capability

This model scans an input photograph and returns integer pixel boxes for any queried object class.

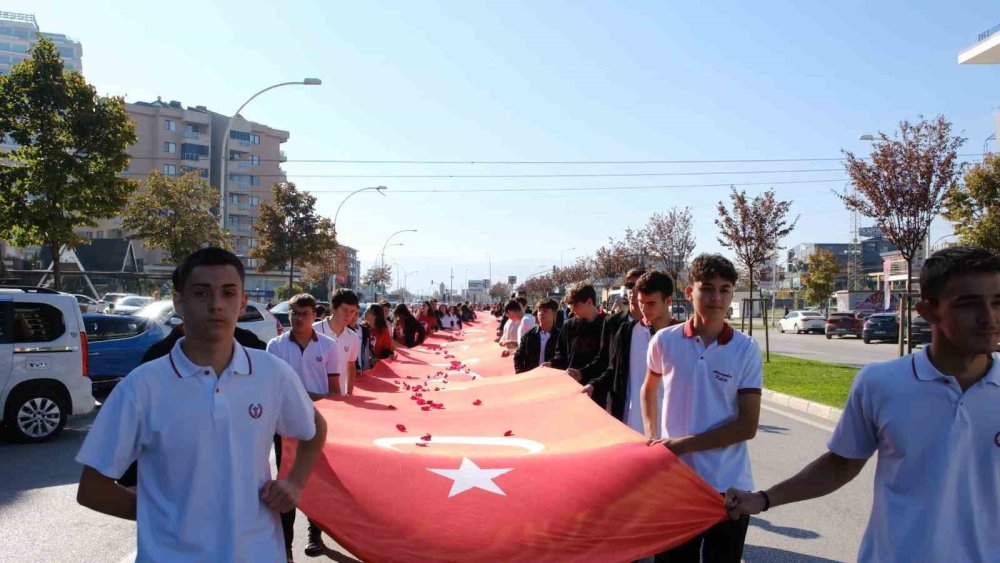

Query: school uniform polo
[646,321,762,492]
[266,330,340,395]
[314,320,360,394]
[828,347,1000,562]
[623,322,654,433]
[75,338,316,563]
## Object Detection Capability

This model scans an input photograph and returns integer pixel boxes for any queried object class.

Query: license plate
[873,331,886,335]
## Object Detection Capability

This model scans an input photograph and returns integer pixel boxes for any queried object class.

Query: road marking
[761,404,836,433]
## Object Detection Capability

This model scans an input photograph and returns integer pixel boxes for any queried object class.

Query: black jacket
[549,312,606,380]
[513,325,560,374]
[580,310,631,388]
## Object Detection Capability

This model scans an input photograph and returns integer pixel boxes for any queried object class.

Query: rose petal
[417,399,426,405]
[421,405,431,411]
[396,424,407,432]
[434,387,440,392]
[473,399,482,406]
[416,442,429,447]
[420,433,432,441]
[504,430,514,437]
[387,405,397,410]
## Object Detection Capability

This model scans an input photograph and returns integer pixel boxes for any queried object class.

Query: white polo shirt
[624,322,654,433]
[266,330,340,395]
[517,313,536,341]
[500,316,521,346]
[313,320,360,394]
[828,347,1000,562]
[76,338,316,563]
[647,321,762,492]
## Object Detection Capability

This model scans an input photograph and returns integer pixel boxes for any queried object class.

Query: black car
[862,313,899,344]
[907,315,932,346]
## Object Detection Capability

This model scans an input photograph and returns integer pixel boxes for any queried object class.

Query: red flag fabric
[282,316,726,562]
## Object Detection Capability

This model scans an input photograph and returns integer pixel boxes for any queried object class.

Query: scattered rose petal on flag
[473,400,482,406]
[415,442,429,448]
[504,430,514,437]
[396,424,406,432]
[421,433,432,441]
[434,387,440,392]
[387,405,397,410]
[417,399,426,405]
[421,406,431,411]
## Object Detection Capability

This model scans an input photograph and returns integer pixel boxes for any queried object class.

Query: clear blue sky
[18,0,1000,294]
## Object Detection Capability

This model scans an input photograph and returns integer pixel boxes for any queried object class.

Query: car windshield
[134,300,176,324]
[118,296,150,307]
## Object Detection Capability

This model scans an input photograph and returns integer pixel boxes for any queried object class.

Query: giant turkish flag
[281,316,725,562]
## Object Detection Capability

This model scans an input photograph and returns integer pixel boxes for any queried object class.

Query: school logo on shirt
[248,403,263,419]
[712,370,733,383]
[344,345,349,352]
[316,355,323,363]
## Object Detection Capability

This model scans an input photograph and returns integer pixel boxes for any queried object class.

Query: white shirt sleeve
[275,363,317,440]
[738,341,764,390]
[646,333,665,376]
[500,320,519,345]
[75,379,143,479]
[347,331,360,363]
[325,341,341,376]
[827,369,878,460]
[517,315,536,340]
[266,336,284,361]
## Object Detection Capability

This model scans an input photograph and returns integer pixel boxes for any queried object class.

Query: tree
[299,244,350,298]
[390,287,413,302]
[0,38,137,290]
[362,264,393,300]
[641,207,697,281]
[841,116,964,355]
[592,236,643,286]
[801,248,839,309]
[121,171,232,264]
[716,187,797,334]
[552,257,593,287]
[489,282,511,301]
[251,182,337,289]
[942,152,1000,255]
[275,284,305,302]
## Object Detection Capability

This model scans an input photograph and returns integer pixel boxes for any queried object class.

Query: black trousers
[274,434,321,551]
[654,513,750,563]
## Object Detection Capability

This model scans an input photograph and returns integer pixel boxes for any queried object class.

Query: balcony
[959,23,1000,64]
[183,131,203,141]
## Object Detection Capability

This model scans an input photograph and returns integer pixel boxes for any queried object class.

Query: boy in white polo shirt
[725,246,1000,562]
[314,289,360,395]
[642,254,761,562]
[75,247,328,563]
[267,293,340,559]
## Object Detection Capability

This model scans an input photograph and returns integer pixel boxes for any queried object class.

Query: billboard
[859,226,884,238]
[508,275,517,285]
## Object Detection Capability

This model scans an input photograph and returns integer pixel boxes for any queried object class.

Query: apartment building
[0,11,82,75]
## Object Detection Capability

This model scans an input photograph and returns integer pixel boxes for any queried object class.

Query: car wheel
[825,334,832,340]
[794,324,801,334]
[778,324,785,334]
[3,389,68,443]
[863,336,871,344]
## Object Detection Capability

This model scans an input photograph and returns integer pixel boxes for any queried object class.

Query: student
[364,303,394,362]
[266,293,341,559]
[439,304,458,330]
[418,301,438,332]
[590,270,679,431]
[548,283,606,399]
[315,289,361,395]
[725,246,1000,562]
[76,248,327,563]
[642,254,761,562]
[581,267,646,408]
[513,299,561,373]
[514,296,536,340]
[393,303,426,348]
[499,299,526,350]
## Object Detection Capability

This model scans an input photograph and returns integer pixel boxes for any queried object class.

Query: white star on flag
[427,457,513,498]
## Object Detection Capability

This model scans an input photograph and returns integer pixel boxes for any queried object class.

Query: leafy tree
[488,282,511,301]
[362,264,393,300]
[299,244,350,300]
[840,116,964,355]
[942,152,1000,255]
[0,38,136,290]
[801,248,839,309]
[552,257,593,286]
[716,187,797,335]
[251,182,337,289]
[121,171,232,264]
[275,284,305,302]
[641,207,697,281]
[592,236,643,286]
[390,288,413,302]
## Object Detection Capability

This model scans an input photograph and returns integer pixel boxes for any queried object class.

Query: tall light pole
[219,78,322,229]
[984,132,996,156]
[333,185,387,229]
[560,247,576,268]
[380,229,417,266]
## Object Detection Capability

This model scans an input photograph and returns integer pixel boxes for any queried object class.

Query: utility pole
[449,268,454,304]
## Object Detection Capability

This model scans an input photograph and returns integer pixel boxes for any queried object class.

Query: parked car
[72,294,101,314]
[104,295,153,315]
[825,311,864,339]
[0,286,95,443]
[862,313,900,344]
[82,314,166,396]
[908,315,932,346]
[671,305,689,322]
[134,300,282,343]
[96,292,132,311]
[778,310,826,334]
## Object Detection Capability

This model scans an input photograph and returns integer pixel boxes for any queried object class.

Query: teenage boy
[726,246,1000,561]
[581,267,646,407]
[590,270,679,431]
[499,299,526,351]
[76,248,327,562]
[548,283,606,402]
[642,254,761,562]
[515,295,537,338]
[315,289,361,395]
[514,298,561,373]
[267,293,341,559]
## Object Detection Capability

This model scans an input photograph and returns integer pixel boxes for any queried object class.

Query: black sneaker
[285,547,294,562]
[304,523,326,557]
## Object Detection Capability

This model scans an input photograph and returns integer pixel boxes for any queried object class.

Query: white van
[1,287,95,442]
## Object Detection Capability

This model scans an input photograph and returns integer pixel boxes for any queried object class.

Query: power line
[122,167,847,179]
[304,177,850,194]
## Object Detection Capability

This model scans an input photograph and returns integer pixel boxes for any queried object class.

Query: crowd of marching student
[72,245,1000,563]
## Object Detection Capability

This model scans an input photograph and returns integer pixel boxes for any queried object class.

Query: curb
[761,389,843,423]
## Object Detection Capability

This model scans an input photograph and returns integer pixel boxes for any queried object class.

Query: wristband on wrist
[757,490,771,512]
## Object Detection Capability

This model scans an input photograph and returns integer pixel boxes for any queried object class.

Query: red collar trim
[682,319,734,345]
[310,330,319,342]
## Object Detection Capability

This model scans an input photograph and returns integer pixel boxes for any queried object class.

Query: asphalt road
[744,327,903,367]
[0,400,873,563]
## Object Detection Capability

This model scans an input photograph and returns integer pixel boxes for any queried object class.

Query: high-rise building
[341,245,360,291]
[0,11,82,75]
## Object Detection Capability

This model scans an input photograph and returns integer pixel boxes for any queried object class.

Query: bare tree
[641,207,697,285]
[840,115,964,355]
[716,187,798,335]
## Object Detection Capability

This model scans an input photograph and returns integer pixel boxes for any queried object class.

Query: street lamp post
[333,185,387,229]
[380,229,417,266]
[219,78,322,230]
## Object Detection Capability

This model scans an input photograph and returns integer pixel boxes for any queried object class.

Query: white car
[106,295,154,315]
[72,294,101,313]
[1,286,95,442]
[778,310,827,334]
[134,300,282,343]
